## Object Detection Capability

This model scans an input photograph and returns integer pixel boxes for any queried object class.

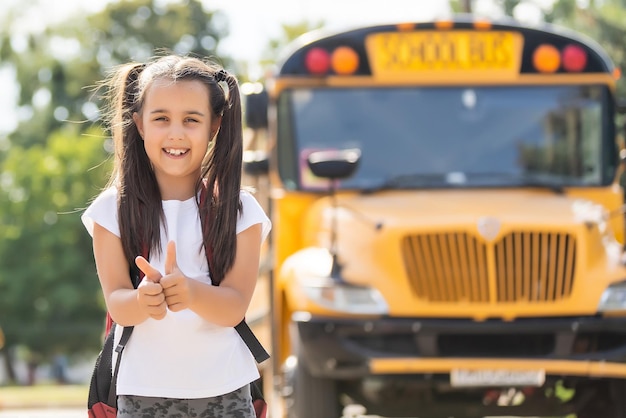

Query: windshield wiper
[517,177,565,194]
[361,173,447,194]
[362,172,566,194]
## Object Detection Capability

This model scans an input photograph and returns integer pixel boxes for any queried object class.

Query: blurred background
[0,0,625,411]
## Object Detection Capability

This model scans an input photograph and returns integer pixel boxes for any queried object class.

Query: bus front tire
[575,379,626,418]
[289,352,341,418]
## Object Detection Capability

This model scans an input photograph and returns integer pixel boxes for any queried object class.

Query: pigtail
[107,63,162,266]
[200,69,244,284]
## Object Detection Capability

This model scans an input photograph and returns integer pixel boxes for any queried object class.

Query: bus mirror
[243,84,269,129]
[243,150,269,176]
[307,148,361,180]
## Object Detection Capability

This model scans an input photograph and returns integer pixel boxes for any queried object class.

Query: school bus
[243,15,626,418]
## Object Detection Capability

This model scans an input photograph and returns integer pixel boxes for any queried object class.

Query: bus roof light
[331,46,360,75]
[562,44,587,72]
[473,19,492,30]
[434,20,454,29]
[305,47,331,75]
[532,44,560,73]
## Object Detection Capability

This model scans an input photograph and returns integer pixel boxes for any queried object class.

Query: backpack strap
[106,246,147,405]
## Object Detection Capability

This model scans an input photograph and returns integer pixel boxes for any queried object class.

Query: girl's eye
[154,116,168,122]
[185,118,199,123]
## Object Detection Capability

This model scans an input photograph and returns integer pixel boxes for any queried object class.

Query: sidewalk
[0,408,84,417]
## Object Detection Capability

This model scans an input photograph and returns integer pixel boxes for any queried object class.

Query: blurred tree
[257,20,324,80]
[0,126,109,380]
[0,0,234,382]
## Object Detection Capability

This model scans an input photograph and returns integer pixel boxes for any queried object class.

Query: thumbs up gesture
[135,255,167,320]
[161,241,193,312]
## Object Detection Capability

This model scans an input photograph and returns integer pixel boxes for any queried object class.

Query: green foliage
[0,127,111,357]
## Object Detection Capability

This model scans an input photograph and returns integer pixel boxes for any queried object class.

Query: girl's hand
[135,255,167,320]
[160,241,192,312]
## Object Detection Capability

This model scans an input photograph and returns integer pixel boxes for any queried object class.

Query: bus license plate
[450,369,545,387]
[366,31,522,79]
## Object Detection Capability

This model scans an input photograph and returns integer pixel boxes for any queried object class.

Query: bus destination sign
[366,31,523,80]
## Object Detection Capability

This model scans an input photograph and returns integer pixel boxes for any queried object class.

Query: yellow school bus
[244,15,626,418]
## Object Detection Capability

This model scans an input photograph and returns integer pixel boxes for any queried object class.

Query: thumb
[164,241,178,275]
[135,256,162,283]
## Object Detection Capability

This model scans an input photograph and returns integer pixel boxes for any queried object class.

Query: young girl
[82,55,271,417]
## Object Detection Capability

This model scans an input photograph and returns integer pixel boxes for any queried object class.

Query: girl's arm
[193,223,264,326]
[93,223,167,326]
[158,223,264,327]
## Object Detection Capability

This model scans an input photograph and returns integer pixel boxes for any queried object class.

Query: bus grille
[401,231,576,303]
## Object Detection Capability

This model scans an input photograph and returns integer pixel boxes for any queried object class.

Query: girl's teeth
[166,149,186,156]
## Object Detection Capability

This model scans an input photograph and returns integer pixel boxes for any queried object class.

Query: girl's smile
[164,147,190,157]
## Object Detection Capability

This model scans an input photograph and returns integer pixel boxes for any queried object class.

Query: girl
[82,55,271,417]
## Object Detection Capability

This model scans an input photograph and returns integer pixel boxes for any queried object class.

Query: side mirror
[243,84,269,129]
[306,148,361,280]
[306,148,361,180]
[243,150,269,176]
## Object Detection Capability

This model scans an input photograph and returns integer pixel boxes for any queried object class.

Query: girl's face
[133,78,219,199]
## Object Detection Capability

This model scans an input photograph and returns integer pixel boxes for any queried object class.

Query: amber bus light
[331,46,360,75]
[533,44,561,73]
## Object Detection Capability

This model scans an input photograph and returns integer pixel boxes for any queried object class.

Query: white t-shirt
[82,187,271,398]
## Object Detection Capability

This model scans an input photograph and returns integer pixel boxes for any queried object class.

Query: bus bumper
[293,314,626,380]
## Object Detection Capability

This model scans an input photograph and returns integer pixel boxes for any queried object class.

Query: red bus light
[305,47,331,75]
[562,44,587,72]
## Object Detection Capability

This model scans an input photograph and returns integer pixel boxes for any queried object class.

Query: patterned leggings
[117,384,255,418]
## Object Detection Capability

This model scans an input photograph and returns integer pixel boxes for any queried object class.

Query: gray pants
[117,384,255,418]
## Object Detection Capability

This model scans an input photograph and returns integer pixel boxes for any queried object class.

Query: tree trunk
[462,0,473,13]
[1,347,17,384]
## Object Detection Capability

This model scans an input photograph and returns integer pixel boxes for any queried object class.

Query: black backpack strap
[235,320,270,363]
[105,250,146,405]
[107,325,134,406]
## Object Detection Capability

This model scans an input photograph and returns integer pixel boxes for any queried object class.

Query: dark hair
[101,55,243,284]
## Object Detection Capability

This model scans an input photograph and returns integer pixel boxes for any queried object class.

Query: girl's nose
[169,123,184,140]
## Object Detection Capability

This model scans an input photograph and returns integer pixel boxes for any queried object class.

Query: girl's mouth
[164,148,189,156]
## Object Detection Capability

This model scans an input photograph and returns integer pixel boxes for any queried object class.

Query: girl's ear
[210,116,222,141]
[132,112,144,139]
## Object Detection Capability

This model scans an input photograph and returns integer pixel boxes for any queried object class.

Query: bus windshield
[282,85,614,191]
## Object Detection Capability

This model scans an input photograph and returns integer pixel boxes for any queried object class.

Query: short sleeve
[237,190,271,242]
[81,187,120,237]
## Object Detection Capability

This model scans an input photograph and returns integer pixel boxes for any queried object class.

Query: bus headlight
[598,281,626,312]
[300,278,388,315]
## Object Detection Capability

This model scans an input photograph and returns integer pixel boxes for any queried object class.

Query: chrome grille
[401,231,576,303]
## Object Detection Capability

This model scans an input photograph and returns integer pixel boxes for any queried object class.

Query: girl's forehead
[143,78,211,107]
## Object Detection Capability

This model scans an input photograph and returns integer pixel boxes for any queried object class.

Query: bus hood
[327,190,608,230]
[294,189,624,319]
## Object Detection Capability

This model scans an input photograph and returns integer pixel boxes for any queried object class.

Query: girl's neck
[157,176,197,201]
